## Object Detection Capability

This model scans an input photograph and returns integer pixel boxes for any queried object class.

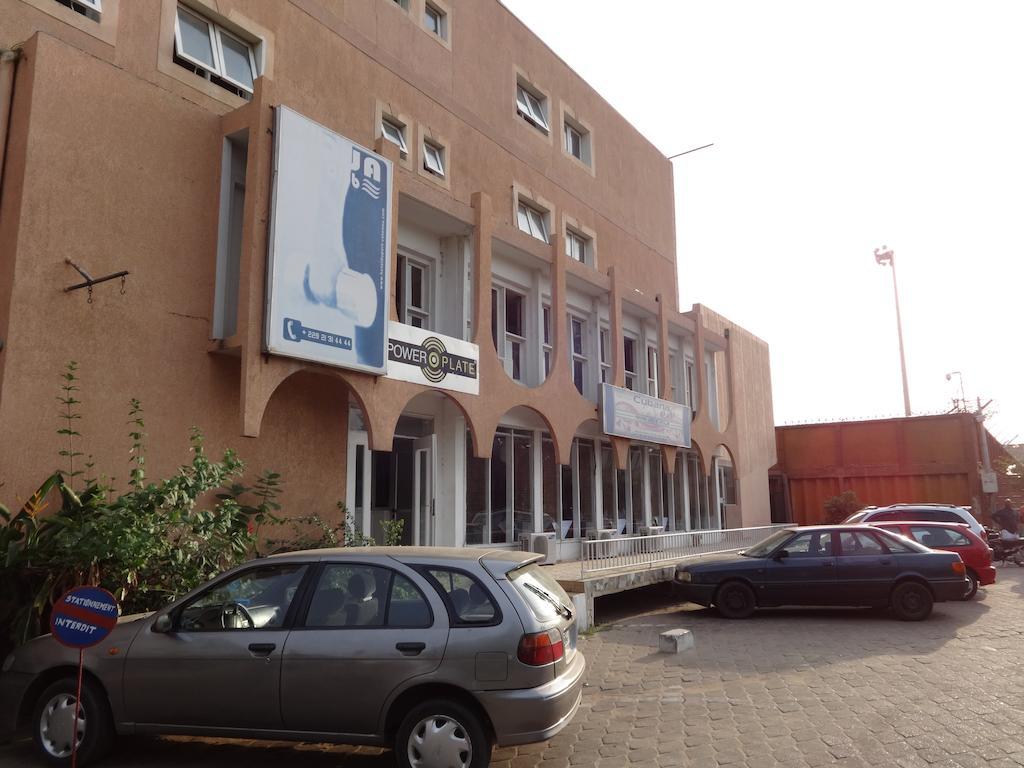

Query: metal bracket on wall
[63,259,129,304]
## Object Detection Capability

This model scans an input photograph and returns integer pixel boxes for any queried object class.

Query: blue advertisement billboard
[265,106,393,374]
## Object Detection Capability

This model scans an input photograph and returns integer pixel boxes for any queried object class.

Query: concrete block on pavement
[659,628,694,653]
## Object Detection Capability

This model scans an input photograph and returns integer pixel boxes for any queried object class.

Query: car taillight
[952,561,966,575]
[517,629,564,666]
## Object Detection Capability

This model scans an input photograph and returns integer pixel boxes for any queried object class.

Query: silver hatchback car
[0,547,585,768]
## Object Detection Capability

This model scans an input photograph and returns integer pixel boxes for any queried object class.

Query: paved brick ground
[6,568,1024,767]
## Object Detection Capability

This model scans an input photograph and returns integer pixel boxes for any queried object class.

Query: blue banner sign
[266,106,393,374]
[601,383,691,448]
[49,586,119,649]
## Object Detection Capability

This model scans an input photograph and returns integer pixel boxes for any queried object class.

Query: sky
[500,0,1024,443]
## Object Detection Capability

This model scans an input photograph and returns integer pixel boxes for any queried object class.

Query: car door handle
[822,561,834,567]
[248,643,276,656]
[396,642,426,656]
[879,559,891,565]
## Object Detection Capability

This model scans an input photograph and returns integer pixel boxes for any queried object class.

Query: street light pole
[874,246,911,417]
[945,370,966,411]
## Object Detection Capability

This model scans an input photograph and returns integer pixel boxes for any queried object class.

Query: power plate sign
[386,321,479,395]
[50,586,119,649]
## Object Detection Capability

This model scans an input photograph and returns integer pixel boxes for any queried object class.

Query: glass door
[412,435,435,546]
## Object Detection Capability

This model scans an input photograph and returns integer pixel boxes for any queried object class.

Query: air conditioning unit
[519,532,556,562]
[586,528,619,558]
[640,525,665,536]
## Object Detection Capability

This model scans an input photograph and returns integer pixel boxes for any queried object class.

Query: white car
[844,504,985,539]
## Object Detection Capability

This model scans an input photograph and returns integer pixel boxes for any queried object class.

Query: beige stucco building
[0,0,776,558]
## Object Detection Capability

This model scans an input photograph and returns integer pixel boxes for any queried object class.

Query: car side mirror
[152,614,173,633]
[773,549,789,561]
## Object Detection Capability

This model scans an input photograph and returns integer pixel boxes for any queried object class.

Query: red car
[871,521,995,599]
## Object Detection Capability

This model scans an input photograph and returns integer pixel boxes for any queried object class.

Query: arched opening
[712,443,740,529]
[673,440,716,531]
[347,389,470,547]
[465,405,552,549]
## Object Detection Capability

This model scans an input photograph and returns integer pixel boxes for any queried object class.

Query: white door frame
[346,430,371,537]
[413,435,436,546]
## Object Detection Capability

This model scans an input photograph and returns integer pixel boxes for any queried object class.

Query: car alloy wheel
[38,693,85,759]
[32,676,113,767]
[396,698,490,768]
[962,571,979,601]
[408,714,472,768]
[715,581,756,619]
[891,581,933,621]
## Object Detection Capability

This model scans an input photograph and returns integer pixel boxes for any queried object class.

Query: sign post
[49,586,119,768]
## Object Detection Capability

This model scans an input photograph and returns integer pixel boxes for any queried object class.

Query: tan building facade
[0,0,776,557]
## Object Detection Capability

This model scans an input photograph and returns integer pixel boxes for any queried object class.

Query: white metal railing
[580,524,790,576]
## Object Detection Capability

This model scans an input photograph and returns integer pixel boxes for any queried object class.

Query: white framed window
[174,4,259,97]
[516,200,549,243]
[396,255,432,329]
[685,357,696,408]
[492,284,527,382]
[565,228,588,264]
[56,0,101,20]
[646,344,659,397]
[669,352,685,405]
[516,82,549,132]
[563,118,591,165]
[623,336,638,391]
[424,2,447,39]
[542,305,552,378]
[599,327,611,384]
[569,315,588,396]
[423,140,445,177]
[381,117,408,157]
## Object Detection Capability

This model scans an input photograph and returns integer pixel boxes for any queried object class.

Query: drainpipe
[0,48,22,203]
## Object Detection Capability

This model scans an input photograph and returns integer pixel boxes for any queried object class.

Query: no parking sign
[50,586,119,648]
[49,586,119,768]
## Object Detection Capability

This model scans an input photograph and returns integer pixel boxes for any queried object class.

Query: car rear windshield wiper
[522,582,573,620]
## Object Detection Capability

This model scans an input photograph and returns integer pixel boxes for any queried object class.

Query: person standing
[993,498,1020,540]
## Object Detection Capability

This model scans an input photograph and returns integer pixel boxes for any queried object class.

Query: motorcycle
[985,527,1024,566]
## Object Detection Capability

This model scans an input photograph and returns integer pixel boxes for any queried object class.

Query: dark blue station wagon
[674,525,968,620]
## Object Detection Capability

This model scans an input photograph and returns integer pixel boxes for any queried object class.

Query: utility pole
[874,247,911,416]
[976,397,997,515]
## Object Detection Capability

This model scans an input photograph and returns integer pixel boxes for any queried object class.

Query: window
[178,564,307,631]
[563,118,591,165]
[565,229,588,264]
[646,345,659,397]
[909,526,971,548]
[684,357,696,408]
[424,2,447,39]
[839,531,886,556]
[305,564,387,627]
[396,255,432,329]
[517,200,549,243]
[781,531,834,557]
[423,140,445,177]
[623,336,638,391]
[381,117,408,157]
[542,305,552,377]
[305,566,430,628]
[516,82,549,132]
[599,328,611,384]
[55,0,101,21]
[492,285,527,382]
[390,0,409,8]
[569,315,587,396]
[423,568,498,625]
[174,4,259,98]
